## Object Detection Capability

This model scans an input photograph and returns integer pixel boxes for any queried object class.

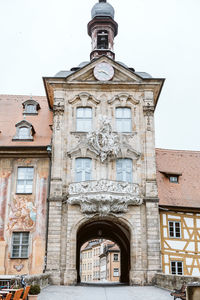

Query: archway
[76,219,130,284]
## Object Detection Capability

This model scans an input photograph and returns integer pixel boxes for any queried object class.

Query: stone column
[46,95,65,284]
[63,207,80,285]
[46,198,62,284]
[145,199,161,283]
[143,91,161,283]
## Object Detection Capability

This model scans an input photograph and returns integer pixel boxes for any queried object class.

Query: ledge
[68,180,143,217]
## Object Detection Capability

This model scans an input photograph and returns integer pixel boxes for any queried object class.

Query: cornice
[0,146,50,158]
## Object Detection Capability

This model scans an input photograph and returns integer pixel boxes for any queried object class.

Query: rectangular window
[116,158,132,182]
[171,261,183,275]
[76,107,92,132]
[169,221,181,238]
[116,107,132,132]
[75,158,92,182]
[113,254,119,261]
[169,176,178,183]
[16,167,34,194]
[113,268,119,277]
[11,232,29,258]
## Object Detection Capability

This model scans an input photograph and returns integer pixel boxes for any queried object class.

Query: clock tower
[88,0,118,60]
[43,0,164,286]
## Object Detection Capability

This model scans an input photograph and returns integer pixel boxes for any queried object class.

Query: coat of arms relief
[87,116,120,162]
[68,116,140,161]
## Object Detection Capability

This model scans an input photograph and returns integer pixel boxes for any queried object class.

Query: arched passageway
[76,219,130,284]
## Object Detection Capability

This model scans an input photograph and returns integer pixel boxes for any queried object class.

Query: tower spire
[88,0,118,60]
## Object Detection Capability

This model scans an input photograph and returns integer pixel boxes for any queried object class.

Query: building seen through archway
[80,239,120,283]
[77,219,130,284]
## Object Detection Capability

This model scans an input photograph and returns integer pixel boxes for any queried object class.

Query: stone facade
[44,54,164,285]
[0,0,166,286]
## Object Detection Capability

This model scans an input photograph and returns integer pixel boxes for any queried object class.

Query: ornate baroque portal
[44,0,164,287]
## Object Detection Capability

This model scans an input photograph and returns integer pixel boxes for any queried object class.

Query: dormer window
[97,31,108,49]
[22,99,40,115]
[160,170,182,184]
[169,176,178,183]
[13,120,35,141]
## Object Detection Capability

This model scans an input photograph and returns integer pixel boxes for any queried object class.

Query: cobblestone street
[38,285,172,300]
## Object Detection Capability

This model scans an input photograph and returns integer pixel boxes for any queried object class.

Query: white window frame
[115,107,132,132]
[113,268,119,277]
[168,221,181,238]
[16,167,34,194]
[170,261,183,275]
[76,107,92,132]
[169,176,178,183]
[75,158,92,182]
[26,104,37,114]
[11,232,29,258]
[116,158,133,182]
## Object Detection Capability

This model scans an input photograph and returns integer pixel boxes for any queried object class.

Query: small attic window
[160,170,182,184]
[22,99,40,115]
[169,176,178,183]
[13,120,35,141]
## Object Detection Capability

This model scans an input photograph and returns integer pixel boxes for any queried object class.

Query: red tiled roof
[156,148,200,208]
[0,95,52,147]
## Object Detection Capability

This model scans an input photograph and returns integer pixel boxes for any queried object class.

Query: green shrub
[29,284,41,295]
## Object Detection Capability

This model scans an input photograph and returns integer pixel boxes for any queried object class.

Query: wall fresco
[7,195,36,231]
[0,157,49,275]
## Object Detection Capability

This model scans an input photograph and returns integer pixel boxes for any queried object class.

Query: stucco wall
[0,157,49,275]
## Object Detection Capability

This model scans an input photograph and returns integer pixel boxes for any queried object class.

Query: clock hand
[98,70,109,75]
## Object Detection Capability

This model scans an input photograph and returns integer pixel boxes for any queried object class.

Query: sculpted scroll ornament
[87,116,120,162]
[68,180,143,217]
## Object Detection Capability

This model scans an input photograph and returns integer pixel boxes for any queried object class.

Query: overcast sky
[0,0,199,151]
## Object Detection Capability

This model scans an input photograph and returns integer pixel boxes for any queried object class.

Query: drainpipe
[43,144,52,273]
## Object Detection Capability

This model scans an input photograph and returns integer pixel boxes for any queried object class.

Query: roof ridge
[0,94,46,98]
[156,148,200,154]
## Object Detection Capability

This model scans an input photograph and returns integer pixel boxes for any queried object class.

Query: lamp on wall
[47,145,52,157]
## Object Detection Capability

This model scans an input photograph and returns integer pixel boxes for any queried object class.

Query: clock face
[94,62,114,81]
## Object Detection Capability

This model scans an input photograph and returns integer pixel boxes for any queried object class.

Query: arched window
[76,107,92,132]
[116,158,133,182]
[115,107,132,132]
[75,158,92,182]
[97,31,108,49]
[26,104,36,113]
[18,127,30,139]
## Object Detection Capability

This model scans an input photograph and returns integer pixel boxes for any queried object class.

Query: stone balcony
[67,180,143,217]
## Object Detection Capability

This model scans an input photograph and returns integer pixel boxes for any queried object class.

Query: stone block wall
[154,273,200,290]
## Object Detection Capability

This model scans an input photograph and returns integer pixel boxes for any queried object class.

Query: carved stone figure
[68,179,143,217]
[87,116,120,162]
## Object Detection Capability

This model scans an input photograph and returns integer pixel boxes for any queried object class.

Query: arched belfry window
[97,31,108,49]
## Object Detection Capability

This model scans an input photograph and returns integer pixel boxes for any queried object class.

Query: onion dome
[91,0,115,19]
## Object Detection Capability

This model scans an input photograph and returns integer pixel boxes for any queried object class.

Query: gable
[65,56,143,84]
